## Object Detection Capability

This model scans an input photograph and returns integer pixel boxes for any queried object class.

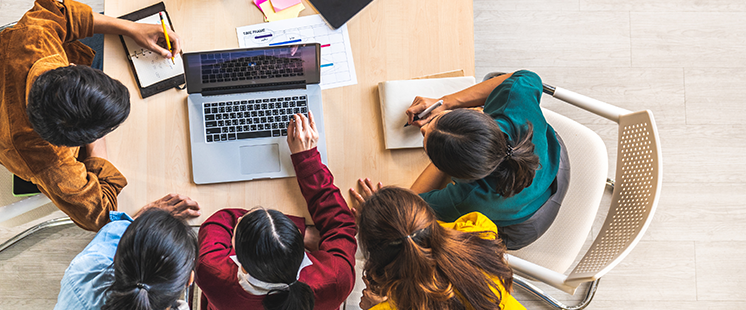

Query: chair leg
[0,217,73,253]
[513,275,600,310]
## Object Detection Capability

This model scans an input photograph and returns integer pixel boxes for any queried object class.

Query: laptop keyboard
[203,95,308,143]
[200,53,305,84]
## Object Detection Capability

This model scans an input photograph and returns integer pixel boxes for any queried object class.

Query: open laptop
[183,43,327,184]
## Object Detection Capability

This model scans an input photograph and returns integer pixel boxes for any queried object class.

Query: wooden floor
[3,0,746,308]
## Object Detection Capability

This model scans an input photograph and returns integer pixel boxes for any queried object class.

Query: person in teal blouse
[402,70,570,250]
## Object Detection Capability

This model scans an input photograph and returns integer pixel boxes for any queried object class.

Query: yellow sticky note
[259,0,305,22]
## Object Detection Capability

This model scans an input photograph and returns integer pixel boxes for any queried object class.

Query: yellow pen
[159,12,175,64]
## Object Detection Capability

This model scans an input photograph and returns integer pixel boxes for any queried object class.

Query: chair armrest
[545,85,632,123]
[506,254,578,295]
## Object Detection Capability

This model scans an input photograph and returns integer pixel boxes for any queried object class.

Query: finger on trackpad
[240,144,281,174]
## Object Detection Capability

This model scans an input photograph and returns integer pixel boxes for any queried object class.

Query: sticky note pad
[258,1,305,22]
[271,0,302,11]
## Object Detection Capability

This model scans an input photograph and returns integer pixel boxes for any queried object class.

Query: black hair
[27,65,130,147]
[234,208,314,310]
[103,209,197,310]
[426,109,540,197]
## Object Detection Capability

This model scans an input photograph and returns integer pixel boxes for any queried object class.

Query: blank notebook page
[378,76,476,149]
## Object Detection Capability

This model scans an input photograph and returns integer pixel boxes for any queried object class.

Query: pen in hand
[159,12,175,65]
[404,100,443,127]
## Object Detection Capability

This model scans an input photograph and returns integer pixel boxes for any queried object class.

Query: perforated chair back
[509,108,608,274]
[565,110,661,286]
[503,82,662,309]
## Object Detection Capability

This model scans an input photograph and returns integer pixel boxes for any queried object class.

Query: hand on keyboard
[287,111,318,154]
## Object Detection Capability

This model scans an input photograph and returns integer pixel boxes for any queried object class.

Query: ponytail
[359,187,514,310]
[235,208,315,310]
[491,121,540,197]
[263,281,315,310]
[102,209,198,310]
[103,285,154,310]
[427,109,540,197]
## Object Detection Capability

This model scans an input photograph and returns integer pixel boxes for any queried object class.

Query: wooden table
[103,0,474,223]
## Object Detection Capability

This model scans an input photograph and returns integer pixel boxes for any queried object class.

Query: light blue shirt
[54,211,133,310]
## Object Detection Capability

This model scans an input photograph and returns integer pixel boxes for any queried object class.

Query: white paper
[236,15,357,90]
[122,12,184,88]
[378,77,477,149]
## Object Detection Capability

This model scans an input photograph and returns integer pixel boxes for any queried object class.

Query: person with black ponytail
[366,70,569,250]
[55,194,201,310]
[196,112,357,310]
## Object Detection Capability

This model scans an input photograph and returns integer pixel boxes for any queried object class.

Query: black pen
[404,100,443,127]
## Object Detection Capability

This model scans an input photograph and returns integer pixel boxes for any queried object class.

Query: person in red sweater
[196,112,357,310]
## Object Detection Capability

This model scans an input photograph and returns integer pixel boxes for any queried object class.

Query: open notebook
[118,2,185,98]
[378,76,476,149]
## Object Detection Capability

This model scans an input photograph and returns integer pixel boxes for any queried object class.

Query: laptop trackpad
[239,144,281,174]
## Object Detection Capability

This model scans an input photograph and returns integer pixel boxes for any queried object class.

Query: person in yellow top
[350,181,526,310]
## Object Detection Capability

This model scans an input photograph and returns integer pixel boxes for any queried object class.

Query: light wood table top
[103,0,474,224]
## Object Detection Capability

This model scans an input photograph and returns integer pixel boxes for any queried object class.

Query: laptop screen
[183,43,320,94]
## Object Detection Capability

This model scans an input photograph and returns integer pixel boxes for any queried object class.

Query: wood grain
[474,11,630,68]
[631,12,746,67]
[101,0,474,222]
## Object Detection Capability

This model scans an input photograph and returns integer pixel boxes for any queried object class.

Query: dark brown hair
[357,187,514,310]
[426,109,540,197]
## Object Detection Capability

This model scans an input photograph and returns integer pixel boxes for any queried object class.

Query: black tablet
[12,174,40,197]
[308,0,373,29]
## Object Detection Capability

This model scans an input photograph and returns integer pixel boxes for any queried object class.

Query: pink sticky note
[254,0,269,12]
[270,0,301,11]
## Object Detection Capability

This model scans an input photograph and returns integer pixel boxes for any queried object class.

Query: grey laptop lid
[183,44,327,184]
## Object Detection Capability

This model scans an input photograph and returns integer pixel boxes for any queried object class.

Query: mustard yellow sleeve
[59,0,95,42]
[35,156,127,232]
[369,301,395,310]
[438,211,498,239]
[19,0,94,44]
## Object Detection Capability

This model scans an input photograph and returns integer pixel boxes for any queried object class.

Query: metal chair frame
[503,80,661,309]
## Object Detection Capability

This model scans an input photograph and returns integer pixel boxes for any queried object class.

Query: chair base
[0,217,73,253]
[513,275,600,310]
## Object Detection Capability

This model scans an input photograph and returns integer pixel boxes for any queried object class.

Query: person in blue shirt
[393,70,569,250]
[55,194,201,310]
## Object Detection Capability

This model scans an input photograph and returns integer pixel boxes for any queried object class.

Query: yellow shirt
[370,212,526,310]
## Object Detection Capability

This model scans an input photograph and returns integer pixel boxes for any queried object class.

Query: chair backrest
[509,108,608,274]
[565,110,662,286]
[0,21,17,32]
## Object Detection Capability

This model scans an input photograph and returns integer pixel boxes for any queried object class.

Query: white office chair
[504,80,662,309]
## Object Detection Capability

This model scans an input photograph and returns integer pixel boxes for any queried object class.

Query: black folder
[118,2,185,98]
[308,0,373,29]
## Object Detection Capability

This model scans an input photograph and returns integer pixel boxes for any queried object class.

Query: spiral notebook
[118,2,185,98]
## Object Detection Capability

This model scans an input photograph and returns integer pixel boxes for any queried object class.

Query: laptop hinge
[202,81,306,96]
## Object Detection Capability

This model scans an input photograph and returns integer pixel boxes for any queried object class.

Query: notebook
[118,2,185,98]
[183,43,328,184]
[307,0,373,29]
[378,76,476,149]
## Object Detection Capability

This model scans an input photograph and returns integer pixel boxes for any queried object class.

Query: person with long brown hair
[401,70,570,250]
[351,184,525,310]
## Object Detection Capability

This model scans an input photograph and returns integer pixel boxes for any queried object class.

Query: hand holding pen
[405,96,446,127]
[123,17,181,59]
[159,12,175,64]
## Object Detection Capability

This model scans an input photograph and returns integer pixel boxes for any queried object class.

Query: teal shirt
[420,70,561,226]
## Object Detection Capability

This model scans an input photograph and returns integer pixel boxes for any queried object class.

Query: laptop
[183,43,327,184]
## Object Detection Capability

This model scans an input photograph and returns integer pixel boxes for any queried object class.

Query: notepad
[378,76,476,149]
[118,2,185,98]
